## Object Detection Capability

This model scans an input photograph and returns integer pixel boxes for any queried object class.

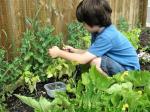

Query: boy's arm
[73,49,86,54]
[49,46,96,64]
[63,45,86,54]
[59,50,95,64]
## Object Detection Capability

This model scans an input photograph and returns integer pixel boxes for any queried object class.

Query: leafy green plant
[117,17,129,32]
[20,19,62,82]
[46,58,77,79]
[15,93,73,112]
[16,67,110,112]
[22,71,40,93]
[117,17,141,50]
[139,52,150,64]
[0,48,23,110]
[15,95,54,112]
[122,28,141,50]
[0,19,64,98]
[16,67,150,112]
[67,21,90,49]
[0,104,8,112]
[0,21,92,110]
[0,48,22,92]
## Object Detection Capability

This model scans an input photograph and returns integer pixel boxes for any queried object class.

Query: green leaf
[107,82,133,94]
[38,97,52,112]
[16,95,53,112]
[24,52,33,61]
[82,73,90,86]
[89,66,113,90]
[15,95,40,110]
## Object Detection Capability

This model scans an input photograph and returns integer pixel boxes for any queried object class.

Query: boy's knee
[90,57,107,76]
[90,57,101,67]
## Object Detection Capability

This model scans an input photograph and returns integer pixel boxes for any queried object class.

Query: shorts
[101,56,126,76]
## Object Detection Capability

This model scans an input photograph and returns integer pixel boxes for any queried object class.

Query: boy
[49,0,140,76]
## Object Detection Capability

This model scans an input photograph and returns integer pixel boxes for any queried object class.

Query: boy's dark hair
[76,0,112,27]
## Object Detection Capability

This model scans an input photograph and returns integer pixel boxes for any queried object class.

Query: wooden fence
[0,0,148,58]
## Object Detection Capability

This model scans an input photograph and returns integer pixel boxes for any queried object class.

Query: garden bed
[140,27,150,71]
[1,22,150,112]
[6,83,47,112]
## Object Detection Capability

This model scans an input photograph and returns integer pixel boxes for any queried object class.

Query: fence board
[0,0,148,58]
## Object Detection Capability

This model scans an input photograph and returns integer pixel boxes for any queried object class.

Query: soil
[5,27,150,112]
[141,63,150,71]
[140,27,150,71]
[140,27,150,53]
[6,78,55,112]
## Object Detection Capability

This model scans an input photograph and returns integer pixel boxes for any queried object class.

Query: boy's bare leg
[90,58,108,76]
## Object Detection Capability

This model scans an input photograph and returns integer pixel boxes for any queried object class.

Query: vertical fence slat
[0,0,148,59]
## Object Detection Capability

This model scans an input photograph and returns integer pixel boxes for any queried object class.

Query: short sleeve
[88,37,112,57]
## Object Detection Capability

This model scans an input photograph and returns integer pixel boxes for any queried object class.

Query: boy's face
[84,23,100,33]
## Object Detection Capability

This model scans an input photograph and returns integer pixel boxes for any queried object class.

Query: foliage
[1,19,148,111]
[122,28,141,50]
[20,19,62,82]
[67,21,90,49]
[15,95,53,112]
[139,52,150,64]
[117,17,129,32]
[0,48,22,110]
[0,21,91,103]
[117,17,141,50]
[140,28,150,52]
[46,58,77,79]
[0,20,64,100]
[0,49,8,89]
[0,48,22,96]
[22,71,40,93]
[16,67,150,112]
[0,104,8,112]
[0,21,63,95]
[0,49,16,87]
[1,21,90,98]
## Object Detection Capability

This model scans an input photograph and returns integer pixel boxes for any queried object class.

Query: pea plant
[67,21,90,49]
[0,19,64,95]
[117,17,141,50]
[0,48,22,111]
[0,49,22,94]
[20,19,62,82]
[122,28,141,50]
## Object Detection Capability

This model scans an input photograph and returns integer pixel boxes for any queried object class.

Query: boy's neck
[98,27,105,33]
[93,27,105,34]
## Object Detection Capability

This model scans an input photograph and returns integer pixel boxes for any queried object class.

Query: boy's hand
[63,45,75,53]
[49,46,60,58]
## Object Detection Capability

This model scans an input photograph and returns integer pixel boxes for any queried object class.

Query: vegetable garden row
[0,18,150,112]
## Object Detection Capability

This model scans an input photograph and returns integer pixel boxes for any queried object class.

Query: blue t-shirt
[88,25,140,70]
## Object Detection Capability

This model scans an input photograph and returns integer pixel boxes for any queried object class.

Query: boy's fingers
[62,47,71,52]
[63,46,70,49]
[62,47,67,51]
[64,45,72,48]
[62,47,66,49]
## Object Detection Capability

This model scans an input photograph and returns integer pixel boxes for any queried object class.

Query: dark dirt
[140,27,150,71]
[5,71,79,112]
[6,87,34,112]
[6,78,56,112]
[141,63,150,71]
[5,74,73,112]
[140,27,150,53]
